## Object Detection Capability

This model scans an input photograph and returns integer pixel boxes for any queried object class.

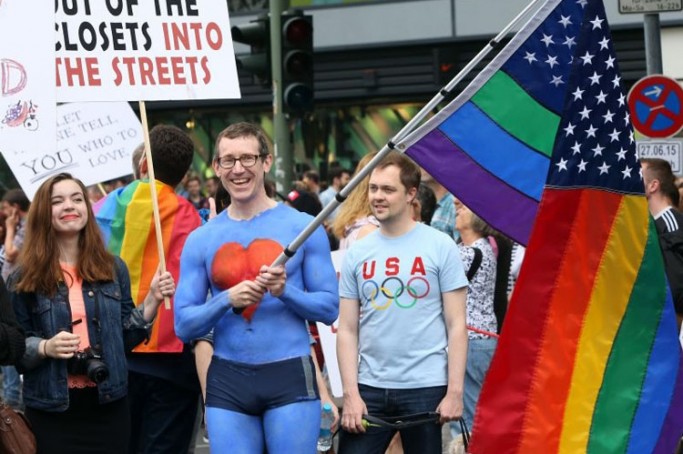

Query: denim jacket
[9,257,153,412]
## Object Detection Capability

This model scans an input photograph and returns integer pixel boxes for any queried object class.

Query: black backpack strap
[494,237,513,333]
[467,247,483,282]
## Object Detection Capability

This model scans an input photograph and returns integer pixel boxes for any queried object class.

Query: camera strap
[87,283,104,352]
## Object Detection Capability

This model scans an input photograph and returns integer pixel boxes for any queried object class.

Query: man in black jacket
[0,278,24,366]
[642,158,683,329]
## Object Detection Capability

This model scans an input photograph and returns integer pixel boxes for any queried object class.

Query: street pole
[270,1,292,194]
[643,13,663,74]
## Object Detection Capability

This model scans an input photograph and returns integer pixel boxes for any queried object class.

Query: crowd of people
[1,121,682,454]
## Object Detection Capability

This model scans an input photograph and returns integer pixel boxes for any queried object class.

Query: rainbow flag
[408,0,683,452]
[94,180,201,353]
[401,0,584,245]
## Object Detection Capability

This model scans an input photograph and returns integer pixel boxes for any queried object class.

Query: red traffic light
[281,13,313,114]
[283,17,312,45]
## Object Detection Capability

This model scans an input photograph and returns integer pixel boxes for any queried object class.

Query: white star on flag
[598,162,610,174]
[590,16,604,29]
[589,72,602,85]
[564,122,576,136]
[603,110,614,123]
[572,142,582,155]
[595,90,607,104]
[612,75,621,88]
[579,106,592,120]
[586,124,597,138]
[608,129,620,142]
[578,159,588,172]
[550,75,564,87]
[592,143,605,157]
[556,158,569,171]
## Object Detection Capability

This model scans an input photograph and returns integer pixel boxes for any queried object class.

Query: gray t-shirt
[339,223,468,389]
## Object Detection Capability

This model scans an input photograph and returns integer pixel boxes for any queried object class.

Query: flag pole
[270,0,545,267]
[138,100,171,310]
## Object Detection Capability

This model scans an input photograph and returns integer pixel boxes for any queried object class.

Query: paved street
[191,423,454,453]
[193,437,209,454]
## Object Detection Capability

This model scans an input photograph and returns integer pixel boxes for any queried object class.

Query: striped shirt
[654,206,681,233]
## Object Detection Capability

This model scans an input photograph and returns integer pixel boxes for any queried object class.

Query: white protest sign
[55,0,240,102]
[56,102,143,184]
[6,102,142,199]
[0,0,56,199]
[317,250,345,398]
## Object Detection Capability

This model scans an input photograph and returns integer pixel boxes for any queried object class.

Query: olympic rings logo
[361,276,431,310]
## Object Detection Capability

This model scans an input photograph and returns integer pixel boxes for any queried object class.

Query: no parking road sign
[628,75,683,138]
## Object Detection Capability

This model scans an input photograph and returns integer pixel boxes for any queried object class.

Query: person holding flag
[94,125,202,454]
[174,122,339,454]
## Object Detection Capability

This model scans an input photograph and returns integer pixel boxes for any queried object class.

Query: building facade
[146,0,683,183]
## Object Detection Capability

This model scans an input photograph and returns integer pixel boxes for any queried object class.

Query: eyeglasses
[216,154,263,169]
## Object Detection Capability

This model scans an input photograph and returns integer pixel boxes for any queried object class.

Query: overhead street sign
[619,0,683,13]
[628,75,683,139]
[637,139,683,174]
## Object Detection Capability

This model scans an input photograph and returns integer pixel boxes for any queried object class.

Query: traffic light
[231,16,271,87]
[281,12,313,114]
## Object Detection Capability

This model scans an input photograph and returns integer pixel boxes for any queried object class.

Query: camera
[67,347,109,384]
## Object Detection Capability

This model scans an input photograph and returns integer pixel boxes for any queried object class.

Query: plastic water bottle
[317,403,334,452]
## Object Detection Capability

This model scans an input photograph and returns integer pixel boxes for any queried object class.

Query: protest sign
[55,0,240,102]
[56,102,142,183]
[0,0,56,198]
[5,102,142,199]
[317,250,345,398]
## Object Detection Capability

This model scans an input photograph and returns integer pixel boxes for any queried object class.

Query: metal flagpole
[271,0,546,267]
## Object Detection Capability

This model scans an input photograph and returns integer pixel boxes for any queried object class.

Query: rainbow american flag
[94,180,201,353]
[403,0,580,245]
[402,0,683,452]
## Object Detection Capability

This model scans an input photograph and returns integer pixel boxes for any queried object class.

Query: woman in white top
[451,199,498,442]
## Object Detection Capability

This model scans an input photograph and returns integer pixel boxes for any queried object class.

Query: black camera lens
[86,358,109,384]
[67,348,109,384]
